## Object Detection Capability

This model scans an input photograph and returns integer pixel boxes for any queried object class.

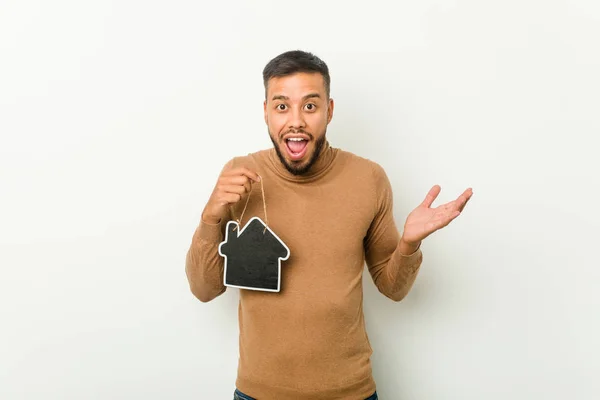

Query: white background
[1,1,599,399]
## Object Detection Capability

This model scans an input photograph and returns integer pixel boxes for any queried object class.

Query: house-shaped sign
[218,216,290,292]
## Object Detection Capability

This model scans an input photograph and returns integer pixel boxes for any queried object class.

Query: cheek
[268,114,287,133]
[308,112,327,127]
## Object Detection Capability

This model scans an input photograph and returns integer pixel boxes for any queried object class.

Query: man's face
[264,72,334,175]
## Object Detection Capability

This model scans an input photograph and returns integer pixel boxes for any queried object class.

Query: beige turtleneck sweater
[185,141,424,400]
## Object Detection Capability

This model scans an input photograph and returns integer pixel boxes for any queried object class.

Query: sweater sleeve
[184,159,235,303]
[364,163,423,302]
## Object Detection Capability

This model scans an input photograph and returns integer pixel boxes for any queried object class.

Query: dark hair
[262,50,331,98]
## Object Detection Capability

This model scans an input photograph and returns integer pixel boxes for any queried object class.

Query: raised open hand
[401,185,473,245]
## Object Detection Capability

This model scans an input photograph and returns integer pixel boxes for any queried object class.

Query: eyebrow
[271,93,321,101]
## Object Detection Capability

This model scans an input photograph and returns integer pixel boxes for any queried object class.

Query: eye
[304,103,316,111]
[276,104,287,111]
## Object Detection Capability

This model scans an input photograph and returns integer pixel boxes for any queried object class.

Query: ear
[327,98,334,124]
[263,100,268,125]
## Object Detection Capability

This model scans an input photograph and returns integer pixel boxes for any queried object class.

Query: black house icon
[218,217,290,292]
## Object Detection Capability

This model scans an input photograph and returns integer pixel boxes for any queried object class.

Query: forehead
[266,72,326,99]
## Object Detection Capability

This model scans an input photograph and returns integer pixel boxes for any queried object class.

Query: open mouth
[284,137,309,161]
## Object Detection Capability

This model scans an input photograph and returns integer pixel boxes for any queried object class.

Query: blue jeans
[234,388,378,400]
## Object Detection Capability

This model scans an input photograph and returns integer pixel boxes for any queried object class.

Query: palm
[402,185,473,245]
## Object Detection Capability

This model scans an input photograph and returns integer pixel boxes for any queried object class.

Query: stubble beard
[269,130,327,176]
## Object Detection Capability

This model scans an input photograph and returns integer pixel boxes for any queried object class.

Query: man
[185,50,473,400]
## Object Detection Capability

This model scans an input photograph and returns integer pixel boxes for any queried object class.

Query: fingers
[219,185,248,196]
[456,188,473,212]
[214,183,250,207]
[458,197,469,212]
[426,188,472,233]
[219,167,260,194]
[205,165,260,220]
[212,168,260,207]
[428,186,473,212]
[223,167,261,183]
[218,192,242,206]
[219,175,253,193]
[421,185,441,208]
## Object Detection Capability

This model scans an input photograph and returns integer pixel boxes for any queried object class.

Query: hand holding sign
[202,164,261,224]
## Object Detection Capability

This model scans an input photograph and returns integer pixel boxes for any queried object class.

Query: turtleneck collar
[266,139,339,183]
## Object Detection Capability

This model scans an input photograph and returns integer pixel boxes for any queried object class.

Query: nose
[288,107,306,130]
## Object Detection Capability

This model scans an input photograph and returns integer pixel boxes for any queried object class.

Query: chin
[269,131,326,176]
[286,156,311,170]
